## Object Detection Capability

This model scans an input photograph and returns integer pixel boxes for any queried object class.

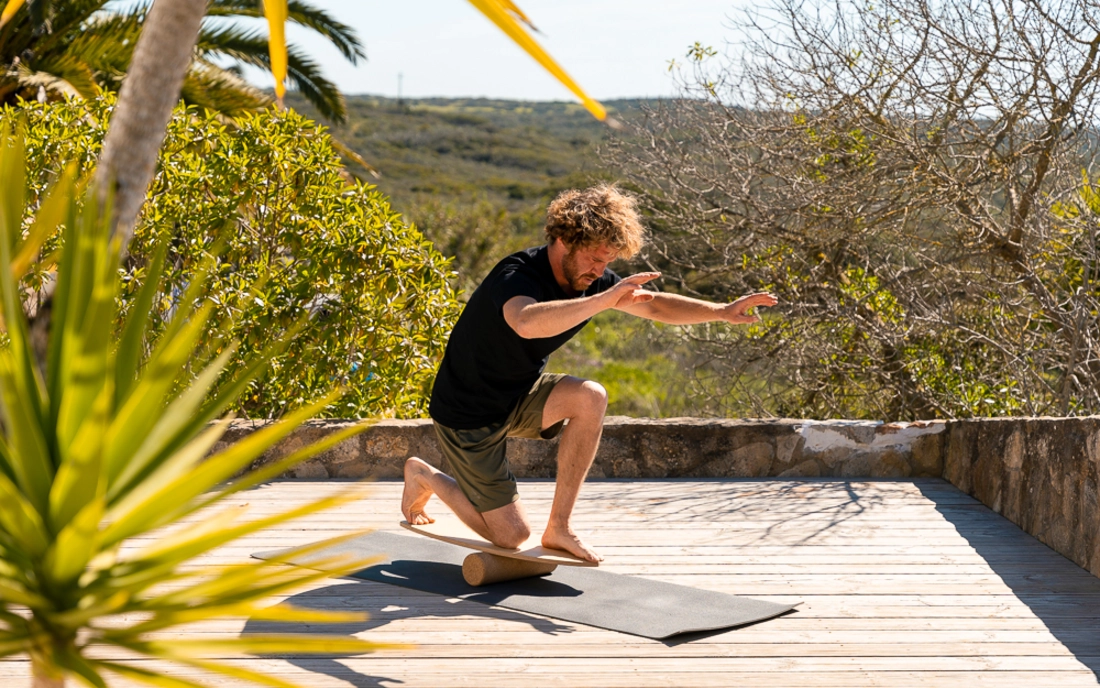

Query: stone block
[593,434,637,478]
[909,431,945,477]
[814,447,853,470]
[869,449,911,478]
[943,424,975,492]
[775,434,804,467]
[369,459,405,480]
[291,460,329,479]
[415,436,444,467]
[331,460,374,480]
[362,432,409,461]
[778,459,821,478]
[731,441,776,477]
[838,452,874,477]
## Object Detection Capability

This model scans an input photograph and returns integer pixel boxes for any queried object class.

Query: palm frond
[1,6,136,105]
[195,25,274,69]
[13,1,118,59]
[284,50,345,122]
[4,63,86,101]
[182,61,271,117]
[207,0,365,64]
[25,55,99,100]
[63,11,146,83]
[197,25,347,121]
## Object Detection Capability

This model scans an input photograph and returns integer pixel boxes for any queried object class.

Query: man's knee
[577,380,608,416]
[482,502,532,548]
[490,521,531,549]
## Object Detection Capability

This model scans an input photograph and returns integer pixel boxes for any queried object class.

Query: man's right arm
[502,272,661,339]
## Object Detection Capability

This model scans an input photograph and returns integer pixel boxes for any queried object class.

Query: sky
[252,1,749,102]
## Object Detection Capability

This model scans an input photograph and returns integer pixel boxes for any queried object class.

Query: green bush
[8,95,462,418]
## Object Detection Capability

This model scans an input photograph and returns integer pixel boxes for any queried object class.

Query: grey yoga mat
[254,531,797,640]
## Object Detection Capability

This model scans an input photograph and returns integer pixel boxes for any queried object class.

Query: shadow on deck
[914,482,1100,680]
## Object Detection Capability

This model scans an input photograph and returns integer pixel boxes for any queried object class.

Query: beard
[561,250,601,293]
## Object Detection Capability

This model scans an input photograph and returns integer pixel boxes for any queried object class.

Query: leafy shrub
[8,95,462,419]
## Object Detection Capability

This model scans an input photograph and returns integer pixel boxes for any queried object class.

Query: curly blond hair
[544,184,646,258]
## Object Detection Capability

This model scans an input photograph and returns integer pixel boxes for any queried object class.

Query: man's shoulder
[495,245,545,271]
[484,246,550,287]
[469,245,552,309]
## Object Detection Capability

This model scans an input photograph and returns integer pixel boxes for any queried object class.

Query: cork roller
[462,551,558,586]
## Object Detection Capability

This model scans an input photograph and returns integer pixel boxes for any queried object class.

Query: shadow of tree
[579,477,898,547]
[241,579,574,688]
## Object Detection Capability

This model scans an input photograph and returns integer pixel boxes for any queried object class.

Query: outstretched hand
[605,272,661,309]
[724,292,779,324]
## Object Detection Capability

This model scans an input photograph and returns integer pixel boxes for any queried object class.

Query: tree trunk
[27,0,205,368]
[95,0,207,251]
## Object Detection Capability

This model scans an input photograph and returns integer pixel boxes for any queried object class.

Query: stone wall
[219,416,947,480]
[943,417,1100,578]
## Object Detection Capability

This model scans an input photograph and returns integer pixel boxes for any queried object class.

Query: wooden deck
[5,478,1100,686]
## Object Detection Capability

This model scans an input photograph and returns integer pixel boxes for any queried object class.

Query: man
[402,184,777,563]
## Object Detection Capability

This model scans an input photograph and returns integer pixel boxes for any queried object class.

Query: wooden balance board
[400,520,597,586]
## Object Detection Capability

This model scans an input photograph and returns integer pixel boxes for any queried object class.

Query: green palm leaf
[1,0,361,122]
[208,0,365,64]
[0,126,53,514]
[197,25,348,121]
[0,118,385,688]
[181,62,270,117]
[27,55,101,100]
[11,162,76,278]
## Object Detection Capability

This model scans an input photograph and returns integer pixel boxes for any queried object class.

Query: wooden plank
[147,559,1093,575]
[1,656,1095,673]
[91,597,1094,619]
[1,665,1098,688]
[153,541,1074,556]
[129,528,1050,544]
[81,612,1100,633]
[204,516,1017,529]
[178,512,998,526]
[11,641,1097,660]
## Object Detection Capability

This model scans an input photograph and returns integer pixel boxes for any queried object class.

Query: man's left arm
[616,291,778,325]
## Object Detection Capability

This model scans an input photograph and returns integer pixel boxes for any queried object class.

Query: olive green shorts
[433,373,569,513]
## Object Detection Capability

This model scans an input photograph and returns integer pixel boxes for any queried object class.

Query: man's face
[561,242,619,292]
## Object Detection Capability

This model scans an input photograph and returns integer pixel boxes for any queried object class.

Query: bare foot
[542,522,602,563]
[402,457,436,525]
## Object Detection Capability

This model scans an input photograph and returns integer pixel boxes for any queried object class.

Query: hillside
[291,95,647,212]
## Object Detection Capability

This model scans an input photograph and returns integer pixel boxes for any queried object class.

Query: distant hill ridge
[285,94,653,212]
